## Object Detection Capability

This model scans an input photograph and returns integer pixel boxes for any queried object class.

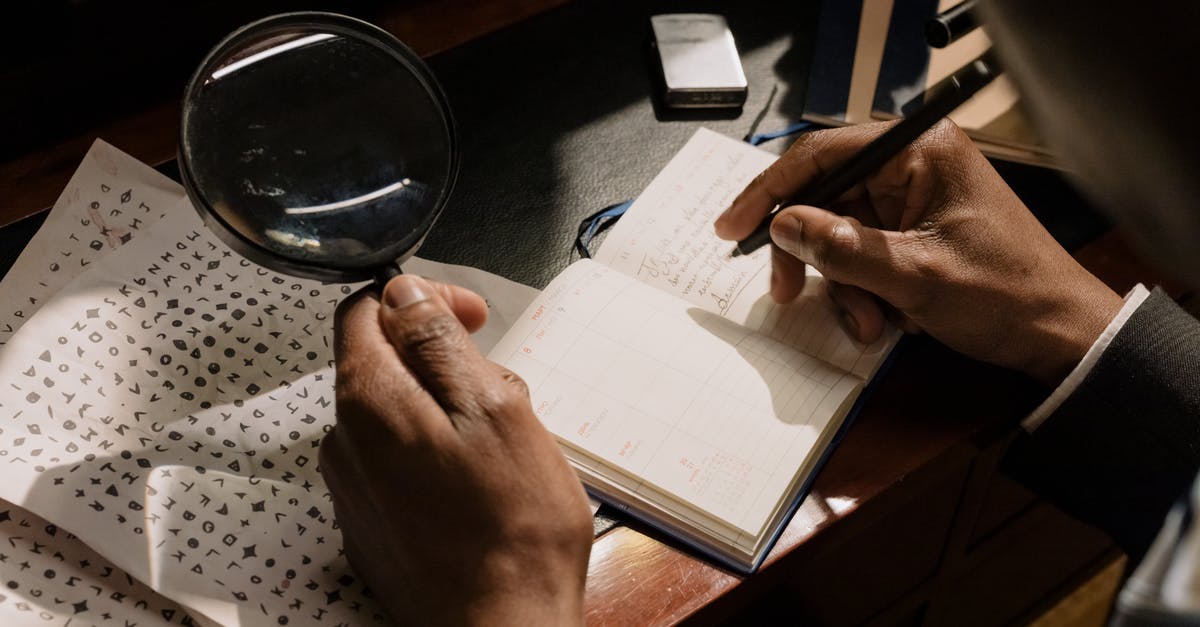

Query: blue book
[804,0,1051,165]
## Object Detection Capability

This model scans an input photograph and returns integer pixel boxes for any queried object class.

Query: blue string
[583,200,633,242]
[575,199,634,258]
[746,120,816,146]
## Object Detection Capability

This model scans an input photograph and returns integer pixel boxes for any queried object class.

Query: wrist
[463,580,585,627]
[466,591,584,627]
[1018,273,1123,386]
[455,548,587,627]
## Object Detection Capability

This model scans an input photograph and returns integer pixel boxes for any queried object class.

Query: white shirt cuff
[1022,284,1152,431]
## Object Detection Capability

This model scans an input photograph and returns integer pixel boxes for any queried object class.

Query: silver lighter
[650,14,748,108]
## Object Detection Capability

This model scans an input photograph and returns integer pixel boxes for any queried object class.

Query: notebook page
[591,128,776,320]
[0,139,184,348]
[592,127,896,379]
[489,259,862,536]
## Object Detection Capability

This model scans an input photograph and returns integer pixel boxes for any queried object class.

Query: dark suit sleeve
[1002,288,1200,565]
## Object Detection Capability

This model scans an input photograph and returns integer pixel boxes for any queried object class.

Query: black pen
[730,49,1002,258]
[925,0,980,49]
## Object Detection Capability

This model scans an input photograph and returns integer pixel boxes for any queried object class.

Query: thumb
[378,275,496,413]
[769,204,912,302]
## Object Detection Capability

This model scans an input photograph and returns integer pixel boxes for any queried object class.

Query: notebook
[488,128,900,572]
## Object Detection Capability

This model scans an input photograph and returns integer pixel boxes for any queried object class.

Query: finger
[490,363,531,400]
[378,275,506,421]
[318,428,369,510]
[334,290,448,440]
[714,122,900,240]
[428,281,489,333]
[770,245,808,304]
[769,204,917,306]
[478,363,540,440]
[320,427,412,557]
[826,281,886,343]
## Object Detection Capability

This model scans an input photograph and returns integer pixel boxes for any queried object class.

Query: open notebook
[489,128,900,571]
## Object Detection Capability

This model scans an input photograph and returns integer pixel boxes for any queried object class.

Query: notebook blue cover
[871,0,938,116]
[802,0,866,123]
[802,0,941,121]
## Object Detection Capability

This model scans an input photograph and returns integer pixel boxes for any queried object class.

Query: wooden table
[3,2,1177,625]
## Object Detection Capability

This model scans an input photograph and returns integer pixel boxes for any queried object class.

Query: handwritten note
[594,128,897,379]
[594,128,776,318]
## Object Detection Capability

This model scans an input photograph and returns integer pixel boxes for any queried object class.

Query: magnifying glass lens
[180,14,457,282]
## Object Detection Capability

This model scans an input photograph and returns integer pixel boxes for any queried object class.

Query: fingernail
[839,311,860,339]
[382,276,432,310]
[770,214,803,252]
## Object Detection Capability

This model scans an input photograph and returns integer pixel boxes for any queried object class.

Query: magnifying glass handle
[374,263,402,287]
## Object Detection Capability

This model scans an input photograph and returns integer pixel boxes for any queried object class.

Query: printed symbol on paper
[86,202,133,249]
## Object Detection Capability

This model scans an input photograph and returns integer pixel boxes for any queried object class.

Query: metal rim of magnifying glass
[177,11,460,283]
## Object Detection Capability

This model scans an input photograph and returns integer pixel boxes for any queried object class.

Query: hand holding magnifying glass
[179,14,594,625]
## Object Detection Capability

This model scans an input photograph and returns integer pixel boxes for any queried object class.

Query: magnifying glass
[179,12,458,285]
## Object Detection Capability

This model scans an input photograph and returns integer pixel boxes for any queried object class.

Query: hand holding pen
[712,51,1123,386]
[726,49,1002,258]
